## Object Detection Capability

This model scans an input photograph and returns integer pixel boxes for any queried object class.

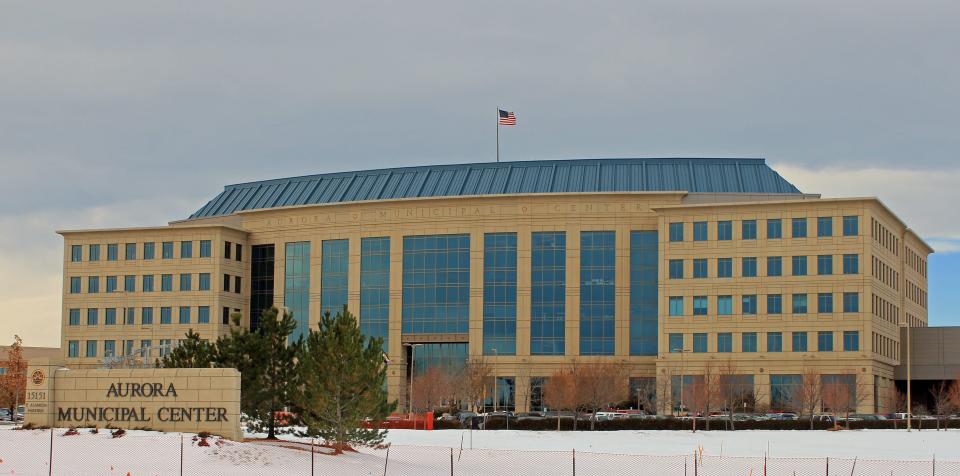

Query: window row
[69,240,223,262]
[66,338,185,359]
[871,217,900,256]
[667,254,859,279]
[667,292,860,316]
[667,216,859,242]
[668,330,860,353]
[67,273,230,293]
[67,306,216,326]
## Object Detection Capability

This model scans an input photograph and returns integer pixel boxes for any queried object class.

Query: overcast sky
[1,1,958,347]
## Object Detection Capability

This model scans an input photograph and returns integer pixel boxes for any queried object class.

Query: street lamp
[403,343,423,416]
[492,348,498,413]
[671,347,691,416]
[899,319,912,431]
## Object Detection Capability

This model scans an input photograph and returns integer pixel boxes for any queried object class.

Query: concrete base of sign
[24,358,242,441]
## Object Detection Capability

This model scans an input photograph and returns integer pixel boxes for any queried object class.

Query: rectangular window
[71,245,82,262]
[222,307,231,325]
[321,239,350,317]
[693,333,708,353]
[87,308,98,326]
[198,273,210,291]
[792,218,807,238]
[843,254,859,274]
[818,293,834,313]
[767,294,783,314]
[668,259,683,279]
[668,333,684,352]
[693,295,708,316]
[161,274,173,292]
[402,234,471,335]
[693,221,708,241]
[69,277,81,294]
[717,333,732,352]
[792,332,808,352]
[88,276,100,293]
[142,275,154,292]
[668,296,684,316]
[669,222,684,242]
[179,273,192,291]
[742,220,757,240]
[843,216,859,236]
[104,308,116,325]
[717,295,733,315]
[742,257,757,277]
[770,374,802,409]
[717,221,732,240]
[224,241,232,259]
[817,217,833,237]
[142,307,153,325]
[85,341,98,357]
[717,258,733,278]
[767,256,782,277]
[179,306,191,324]
[693,258,708,278]
[843,331,860,351]
[143,242,155,260]
[767,219,782,239]
[181,241,193,258]
[767,332,783,352]
[68,341,79,358]
[141,340,152,357]
[234,276,241,294]
[158,339,170,357]
[742,332,758,352]
[792,256,807,276]
[160,307,172,324]
[106,275,117,293]
[742,295,757,315]
[818,331,834,352]
[792,293,808,314]
[198,306,210,324]
[360,237,390,346]
[125,243,136,260]
[235,244,242,261]
[89,244,101,261]
[817,255,833,275]
[531,232,565,355]
[251,244,276,331]
[68,308,80,326]
[843,292,859,312]
[104,340,116,357]
[161,241,174,259]
[223,274,230,292]
[483,233,517,355]
[107,243,118,261]
[199,240,212,258]
[579,231,615,355]
[124,307,135,325]
[124,340,134,356]
[124,275,135,292]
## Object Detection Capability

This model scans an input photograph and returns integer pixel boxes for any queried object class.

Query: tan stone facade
[58,190,931,414]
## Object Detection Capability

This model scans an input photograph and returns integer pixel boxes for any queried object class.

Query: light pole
[672,347,690,416]
[900,319,912,431]
[403,343,423,416]
[492,348,498,413]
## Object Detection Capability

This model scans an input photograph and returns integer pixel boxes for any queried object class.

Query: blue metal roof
[188,158,801,219]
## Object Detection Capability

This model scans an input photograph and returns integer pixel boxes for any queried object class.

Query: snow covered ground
[2,427,960,475]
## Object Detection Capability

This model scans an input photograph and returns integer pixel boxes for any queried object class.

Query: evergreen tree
[298,306,395,454]
[161,329,215,368]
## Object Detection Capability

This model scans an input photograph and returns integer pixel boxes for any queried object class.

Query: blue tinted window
[106,276,117,293]
[321,239,349,317]
[125,243,136,260]
[742,257,757,277]
[693,222,708,241]
[86,341,97,357]
[360,237,390,347]
[107,244,118,261]
[693,259,708,278]
[717,221,732,240]
[767,294,782,314]
[285,241,311,341]
[843,254,859,274]
[843,331,859,351]
[791,256,807,276]
[483,233,517,355]
[198,306,209,324]
[717,295,733,315]
[817,255,833,275]
[630,231,658,356]
[68,308,80,326]
[160,307,172,324]
[89,244,100,261]
[142,275,154,292]
[693,333,707,353]
[818,293,833,313]
[717,258,732,278]
[767,256,782,276]
[693,295,708,316]
[742,295,757,315]
[403,234,470,335]
[162,242,174,259]
[87,308,98,326]
[668,333,684,352]
[71,245,82,262]
[771,374,801,409]
[161,274,172,292]
[104,340,116,357]
[410,342,468,377]
[717,333,732,352]
[792,332,808,352]
[767,219,782,239]
[199,240,212,258]
[179,306,191,324]
[742,332,758,352]
[580,231,615,355]
[124,275,135,292]
[767,332,783,352]
[668,259,683,279]
[842,216,859,236]
[792,218,807,238]
[181,241,193,258]
[817,217,833,237]
[142,307,153,325]
[198,273,210,291]
[669,222,684,242]
[143,242,155,260]
[742,220,757,240]
[818,331,834,352]
[179,273,192,291]
[792,294,808,314]
[124,308,134,325]
[69,277,81,294]
[88,276,99,293]
[843,292,859,312]
[668,296,684,316]
[531,232,565,355]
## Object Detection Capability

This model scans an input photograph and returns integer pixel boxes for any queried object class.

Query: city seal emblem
[31,369,45,385]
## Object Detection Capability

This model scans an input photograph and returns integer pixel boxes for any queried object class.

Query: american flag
[498,109,516,126]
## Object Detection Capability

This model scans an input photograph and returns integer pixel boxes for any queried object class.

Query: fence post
[933,453,936,476]
[48,427,53,476]
[694,450,698,476]
[763,452,767,476]
[180,433,184,476]
[311,438,315,476]
[450,447,454,476]
[825,456,829,476]
[572,449,576,476]
[383,445,390,476]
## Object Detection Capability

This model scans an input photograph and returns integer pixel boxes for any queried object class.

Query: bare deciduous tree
[412,366,453,413]
[790,368,823,430]
[632,377,657,415]
[461,356,493,413]
[717,358,753,430]
[576,362,629,430]
[928,381,958,431]
[543,367,578,431]
[885,384,908,429]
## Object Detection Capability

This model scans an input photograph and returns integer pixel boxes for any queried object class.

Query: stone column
[23,357,67,428]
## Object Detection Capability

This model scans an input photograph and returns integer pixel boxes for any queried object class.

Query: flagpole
[496,108,500,163]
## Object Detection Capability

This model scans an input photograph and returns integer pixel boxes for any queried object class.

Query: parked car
[515,411,545,421]
[457,411,478,424]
